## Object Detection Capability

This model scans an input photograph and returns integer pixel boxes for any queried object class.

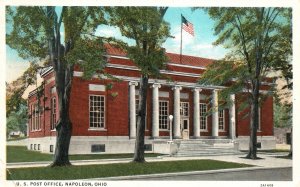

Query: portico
[128,81,236,140]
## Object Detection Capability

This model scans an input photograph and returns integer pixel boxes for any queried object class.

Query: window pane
[89,95,105,128]
[159,101,169,130]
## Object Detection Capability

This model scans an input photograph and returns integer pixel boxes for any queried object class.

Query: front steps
[174,139,242,157]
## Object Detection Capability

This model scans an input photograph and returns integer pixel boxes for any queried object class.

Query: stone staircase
[174,139,242,157]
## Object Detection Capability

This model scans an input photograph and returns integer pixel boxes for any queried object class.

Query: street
[120,167,292,181]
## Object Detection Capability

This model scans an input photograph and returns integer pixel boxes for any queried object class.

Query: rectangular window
[51,97,57,130]
[159,100,169,130]
[219,110,225,131]
[200,103,207,130]
[91,144,105,152]
[50,145,53,153]
[144,144,153,151]
[30,105,33,131]
[89,95,105,128]
[258,107,261,131]
[39,105,42,130]
[180,102,189,117]
[34,103,40,131]
[32,104,35,131]
[32,104,37,131]
[38,144,40,150]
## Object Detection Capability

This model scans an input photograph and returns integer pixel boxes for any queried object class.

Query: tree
[7,103,28,138]
[199,7,292,159]
[6,62,40,117]
[107,7,170,162]
[6,62,40,139]
[7,6,107,166]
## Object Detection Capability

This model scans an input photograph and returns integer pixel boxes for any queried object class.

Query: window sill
[31,130,42,132]
[219,130,227,132]
[51,129,56,132]
[200,130,208,132]
[159,129,170,132]
[88,128,107,131]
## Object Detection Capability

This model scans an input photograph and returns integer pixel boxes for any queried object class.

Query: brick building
[27,45,276,154]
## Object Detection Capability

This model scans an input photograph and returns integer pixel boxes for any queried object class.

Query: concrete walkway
[6,153,292,169]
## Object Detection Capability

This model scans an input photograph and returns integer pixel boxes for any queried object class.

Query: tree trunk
[288,127,292,157]
[133,75,148,162]
[246,78,260,159]
[50,62,73,167]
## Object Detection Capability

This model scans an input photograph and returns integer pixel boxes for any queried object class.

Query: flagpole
[180,14,183,64]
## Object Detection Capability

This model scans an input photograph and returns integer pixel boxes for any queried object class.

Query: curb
[87,166,292,180]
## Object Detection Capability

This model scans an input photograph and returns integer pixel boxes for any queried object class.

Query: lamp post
[169,115,173,142]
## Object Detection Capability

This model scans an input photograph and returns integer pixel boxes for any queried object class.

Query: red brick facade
[28,48,274,140]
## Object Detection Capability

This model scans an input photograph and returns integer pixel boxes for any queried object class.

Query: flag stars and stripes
[182,15,194,36]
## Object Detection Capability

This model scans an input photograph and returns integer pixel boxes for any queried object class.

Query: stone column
[229,94,236,140]
[152,83,161,139]
[172,85,182,139]
[212,89,219,138]
[129,81,138,139]
[193,88,202,138]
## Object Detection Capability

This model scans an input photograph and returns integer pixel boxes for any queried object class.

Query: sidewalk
[6,153,292,169]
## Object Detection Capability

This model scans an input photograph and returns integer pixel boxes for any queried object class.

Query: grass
[7,146,162,163]
[275,155,292,160]
[258,149,290,153]
[7,137,27,141]
[241,149,290,153]
[7,159,253,180]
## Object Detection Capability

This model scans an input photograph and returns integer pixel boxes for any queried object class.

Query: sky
[5,7,227,83]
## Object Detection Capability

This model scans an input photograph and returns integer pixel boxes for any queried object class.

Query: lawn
[7,159,253,180]
[241,149,290,153]
[7,146,162,163]
[275,155,292,160]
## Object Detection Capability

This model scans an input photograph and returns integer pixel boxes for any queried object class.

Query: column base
[192,136,201,139]
[211,136,222,139]
[129,137,136,139]
[152,136,160,140]
[173,136,182,139]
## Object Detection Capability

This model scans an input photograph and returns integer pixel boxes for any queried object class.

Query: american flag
[182,15,194,36]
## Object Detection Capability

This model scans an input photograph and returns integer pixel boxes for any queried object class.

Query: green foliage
[207,7,291,76]
[274,99,292,128]
[107,7,171,77]
[7,104,28,137]
[6,6,108,164]
[6,7,49,60]
[66,38,106,79]
[110,92,118,98]
[6,6,107,78]
[199,7,291,112]
[6,62,40,116]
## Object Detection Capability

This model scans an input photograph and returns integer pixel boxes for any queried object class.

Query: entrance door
[180,102,189,139]
[181,118,189,139]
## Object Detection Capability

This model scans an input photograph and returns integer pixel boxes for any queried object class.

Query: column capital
[193,87,202,92]
[129,81,138,86]
[172,85,182,91]
[213,89,220,93]
[151,83,161,89]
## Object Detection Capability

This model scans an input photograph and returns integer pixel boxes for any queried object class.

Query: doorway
[180,102,189,139]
